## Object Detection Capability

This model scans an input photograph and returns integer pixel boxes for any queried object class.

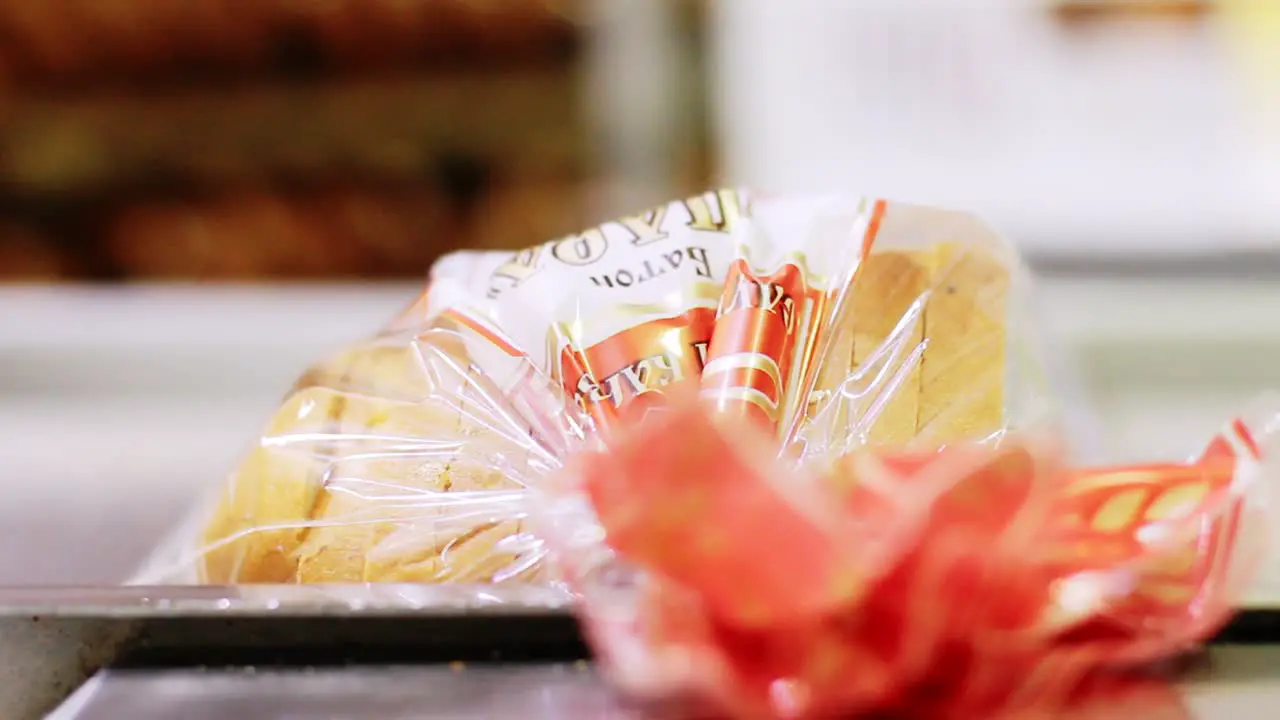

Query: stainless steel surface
[6,586,1280,719]
[0,584,572,616]
[45,648,1280,719]
[52,665,639,720]
[0,585,574,719]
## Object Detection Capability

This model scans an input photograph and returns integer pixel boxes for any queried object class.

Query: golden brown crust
[849,251,930,447]
[293,452,526,583]
[199,387,336,584]
[916,243,1009,445]
[807,242,1009,454]
[199,333,540,585]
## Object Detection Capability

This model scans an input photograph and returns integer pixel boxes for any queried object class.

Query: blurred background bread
[101,186,464,280]
[0,222,76,281]
[0,0,712,282]
[0,0,579,91]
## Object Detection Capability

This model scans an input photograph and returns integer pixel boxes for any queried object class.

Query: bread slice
[199,386,337,583]
[198,330,535,584]
[804,251,929,452]
[916,243,1009,445]
[805,241,1010,454]
[290,388,465,583]
[292,405,533,583]
[849,251,931,447]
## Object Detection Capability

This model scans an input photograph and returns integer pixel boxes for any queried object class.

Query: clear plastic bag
[135,189,1060,585]
[137,188,1279,716]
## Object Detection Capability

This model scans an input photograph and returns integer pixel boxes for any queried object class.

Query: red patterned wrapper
[575,392,1269,719]
[700,260,823,434]
[559,307,716,430]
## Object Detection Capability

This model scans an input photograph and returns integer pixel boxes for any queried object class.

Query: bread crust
[917,243,1009,444]
[198,334,540,584]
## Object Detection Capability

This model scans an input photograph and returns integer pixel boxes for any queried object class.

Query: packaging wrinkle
[134,189,1054,591]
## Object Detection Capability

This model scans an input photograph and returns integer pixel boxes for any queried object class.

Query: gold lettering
[729,275,753,310]
[488,245,544,297]
[650,353,684,384]
[692,340,710,369]
[575,371,609,408]
[551,228,609,267]
[616,359,649,396]
[602,372,628,408]
[685,189,744,234]
[573,352,691,412]
[762,285,797,332]
[618,205,670,247]
[685,245,713,278]
[726,276,797,332]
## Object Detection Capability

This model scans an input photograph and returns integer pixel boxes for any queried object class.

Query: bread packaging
[134,189,1055,585]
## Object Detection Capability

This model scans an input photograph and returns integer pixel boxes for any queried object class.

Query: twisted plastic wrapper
[567,391,1277,719]
[138,189,1057,585]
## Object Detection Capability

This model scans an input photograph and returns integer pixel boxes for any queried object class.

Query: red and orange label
[554,197,888,435]
[558,307,716,428]
[701,260,822,432]
[1046,418,1259,629]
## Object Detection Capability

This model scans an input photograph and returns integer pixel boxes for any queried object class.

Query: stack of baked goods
[138,190,1042,585]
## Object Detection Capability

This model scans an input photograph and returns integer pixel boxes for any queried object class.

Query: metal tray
[50,664,638,720]
[44,650,1280,720]
[7,585,1280,719]
[0,585,578,719]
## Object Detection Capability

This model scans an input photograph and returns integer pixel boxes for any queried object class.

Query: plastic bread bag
[133,189,1062,586]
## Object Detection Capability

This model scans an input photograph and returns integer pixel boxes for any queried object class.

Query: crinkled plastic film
[566,396,1280,718]
[135,189,1061,586]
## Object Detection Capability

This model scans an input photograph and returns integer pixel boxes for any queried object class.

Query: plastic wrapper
[137,189,1055,585]
[139,188,1278,715]
[567,393,1277,718]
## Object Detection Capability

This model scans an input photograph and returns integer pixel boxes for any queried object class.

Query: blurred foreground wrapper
[566,391,1275,718]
